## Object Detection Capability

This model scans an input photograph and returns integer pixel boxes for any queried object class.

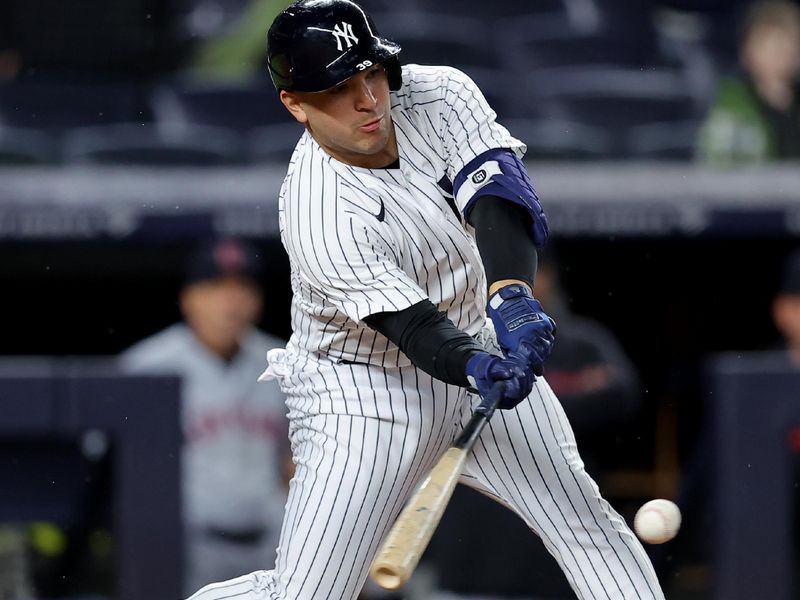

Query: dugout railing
[0,359,182,600]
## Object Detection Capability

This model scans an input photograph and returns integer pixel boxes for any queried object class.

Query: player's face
[280,64,397,168]
[180,276,263,359]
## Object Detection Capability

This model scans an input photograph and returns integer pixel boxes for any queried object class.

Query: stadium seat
[372,13,515,115]
[521,67,699,157]
[653,8,719,102]
[359,0,424,12]
[624,119,702,161]
[554,87,696,136]
[502,117,613,161]
[498,4,663,72]
[62,123,244,166]
[530,64,690,94]
[150,78,286,133]
[0,80,145,133]
[527,66,697,119]
[505,26,656,72]
[415,0,567,17]
[372,13,502,70]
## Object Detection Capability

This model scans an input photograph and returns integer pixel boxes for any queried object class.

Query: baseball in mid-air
[633,499,681,544]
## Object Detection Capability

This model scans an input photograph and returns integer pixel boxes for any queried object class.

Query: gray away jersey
[120,324,288,531]
[280,64,526,366]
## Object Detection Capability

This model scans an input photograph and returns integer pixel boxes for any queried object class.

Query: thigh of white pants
[270,363,469,600]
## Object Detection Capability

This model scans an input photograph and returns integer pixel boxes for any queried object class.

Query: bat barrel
[370,382,505,590]
[370,447,467,589]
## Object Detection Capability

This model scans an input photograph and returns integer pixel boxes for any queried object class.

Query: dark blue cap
[184,238,263,286]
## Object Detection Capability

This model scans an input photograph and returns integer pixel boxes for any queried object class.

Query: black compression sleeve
[468,194,537,288]
[363,300,484,386]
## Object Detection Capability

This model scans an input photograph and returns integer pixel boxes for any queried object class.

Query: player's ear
[280,90,308,125]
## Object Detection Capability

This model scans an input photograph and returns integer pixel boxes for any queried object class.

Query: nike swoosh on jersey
[375,198,385,222]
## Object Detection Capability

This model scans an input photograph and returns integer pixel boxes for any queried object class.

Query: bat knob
[371,565,404,591]
[476,381,505,416]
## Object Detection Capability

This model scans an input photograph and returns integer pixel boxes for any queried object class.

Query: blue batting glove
[465,351,535,410]
[487,284,556,376]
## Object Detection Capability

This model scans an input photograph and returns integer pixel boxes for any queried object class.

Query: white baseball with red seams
[634,499,682,544]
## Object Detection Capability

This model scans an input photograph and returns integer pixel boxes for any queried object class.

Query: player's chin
[356,130,389,154]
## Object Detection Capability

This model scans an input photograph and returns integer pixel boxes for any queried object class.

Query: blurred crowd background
[0,0,798,164]
[0,0,799,599]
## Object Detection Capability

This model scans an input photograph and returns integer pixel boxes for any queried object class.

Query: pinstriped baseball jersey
[186,62,666,600]
[280,65,523,366]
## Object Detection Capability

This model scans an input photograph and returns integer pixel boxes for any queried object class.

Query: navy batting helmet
[267,0,402,93]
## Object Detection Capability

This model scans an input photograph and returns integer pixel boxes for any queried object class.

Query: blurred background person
[772,248,800,366]
[696,0,800,165]
[773,249,800,579]
[429,249,641,600]
[119,238,289,595]
[667,246,800,597]
[532,250,641,446]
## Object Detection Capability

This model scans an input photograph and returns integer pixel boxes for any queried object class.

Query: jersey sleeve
[428,67,526,196]
[282,169,428,323]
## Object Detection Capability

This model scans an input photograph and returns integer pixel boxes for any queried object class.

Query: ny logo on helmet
[332,22,358,51]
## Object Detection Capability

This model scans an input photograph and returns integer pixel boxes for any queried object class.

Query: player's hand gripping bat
[370,381,505,590]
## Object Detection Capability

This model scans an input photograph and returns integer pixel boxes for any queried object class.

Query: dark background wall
[2,235,793,460]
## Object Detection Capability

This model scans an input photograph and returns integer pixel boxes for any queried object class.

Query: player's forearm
[468,195,538,291]
[364,300,483,386]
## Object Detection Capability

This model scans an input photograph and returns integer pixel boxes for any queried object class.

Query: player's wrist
[487,283,536,313]
[466,351,506,392]
[488,279,532,296]
[464,351,490,383]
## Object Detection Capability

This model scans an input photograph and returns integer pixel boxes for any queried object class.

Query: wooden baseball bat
[369,381,505,590]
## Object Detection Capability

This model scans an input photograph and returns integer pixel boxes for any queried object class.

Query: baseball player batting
[187,1,666,599]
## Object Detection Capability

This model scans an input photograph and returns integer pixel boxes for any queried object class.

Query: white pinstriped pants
[187,338,664,600]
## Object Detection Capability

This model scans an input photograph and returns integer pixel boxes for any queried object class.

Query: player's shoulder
[398,64,479,100]
[119,324,196,373]
[280,132,340,200]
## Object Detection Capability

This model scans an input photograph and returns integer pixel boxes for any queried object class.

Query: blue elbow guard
[455,149,549,248]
